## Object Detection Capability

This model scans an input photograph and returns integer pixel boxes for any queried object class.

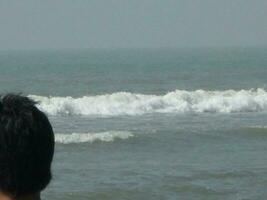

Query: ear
[0,191,13,200]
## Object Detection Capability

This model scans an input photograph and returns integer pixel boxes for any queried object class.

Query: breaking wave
[55,131,134,144]
[29,88,267,116]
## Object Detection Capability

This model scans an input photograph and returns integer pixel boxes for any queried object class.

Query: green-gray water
[1,47,267,200]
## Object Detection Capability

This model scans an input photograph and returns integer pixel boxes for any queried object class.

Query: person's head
[0,94,54,199]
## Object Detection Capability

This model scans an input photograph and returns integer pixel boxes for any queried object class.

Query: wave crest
[29,88,267,116]
[55,131,134,144]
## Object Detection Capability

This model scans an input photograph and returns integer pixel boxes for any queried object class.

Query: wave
[29,88,267,116]
[55,131,134,144]
[247,126,267,129]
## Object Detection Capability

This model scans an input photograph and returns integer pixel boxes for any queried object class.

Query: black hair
[0,94,54,198]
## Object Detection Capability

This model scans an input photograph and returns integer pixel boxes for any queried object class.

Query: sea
[0,47,267,200]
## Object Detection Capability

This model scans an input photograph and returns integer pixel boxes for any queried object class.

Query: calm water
[0,47,267,200]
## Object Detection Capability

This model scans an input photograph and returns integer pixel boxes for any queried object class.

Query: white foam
[55,131,134,144]
[29,88,267,116]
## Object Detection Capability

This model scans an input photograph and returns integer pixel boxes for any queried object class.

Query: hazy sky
[0,0,267,50]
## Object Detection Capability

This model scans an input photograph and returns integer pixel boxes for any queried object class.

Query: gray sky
[0,0,267,50]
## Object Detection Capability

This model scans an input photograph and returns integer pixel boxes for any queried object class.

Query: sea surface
[0,47,267,200]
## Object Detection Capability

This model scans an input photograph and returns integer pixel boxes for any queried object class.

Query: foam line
[55,131,134,144]
[29,88,267,116]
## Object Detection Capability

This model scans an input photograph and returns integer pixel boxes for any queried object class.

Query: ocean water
[0,47,267,200]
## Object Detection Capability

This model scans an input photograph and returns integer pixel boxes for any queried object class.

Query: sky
[0,0,267,50]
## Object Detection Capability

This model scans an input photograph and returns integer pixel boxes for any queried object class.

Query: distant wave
[55,131,134,144]
[29,88,267,116]
[247,126,267,129]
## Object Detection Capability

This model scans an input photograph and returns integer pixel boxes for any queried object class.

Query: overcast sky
[0,0,267,50]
